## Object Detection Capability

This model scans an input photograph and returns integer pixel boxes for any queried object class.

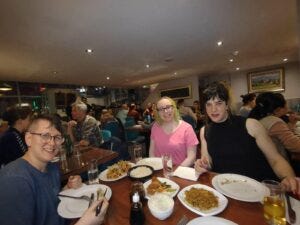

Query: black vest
[205,116,277,181]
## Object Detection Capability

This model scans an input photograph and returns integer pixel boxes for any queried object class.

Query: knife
[285,193,296,224]
[88,193,94,207]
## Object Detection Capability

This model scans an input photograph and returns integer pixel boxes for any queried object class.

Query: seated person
[177,99,197,122]
[149,97,199,167]
[100,109,117,128]
[0,106,32,166]
[0,114,108,225]
[127,103,141,124]
[67,101,102,147]
[116,103,129,125]
[249,92,300,160]
[239,93,256,117]
[195,82,299,194]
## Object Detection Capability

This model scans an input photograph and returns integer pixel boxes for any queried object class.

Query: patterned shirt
[72,115,102,147]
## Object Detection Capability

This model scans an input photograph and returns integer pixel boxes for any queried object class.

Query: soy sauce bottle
[130,192,145,225]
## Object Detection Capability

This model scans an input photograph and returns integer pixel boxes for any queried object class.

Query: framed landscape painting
[247,68,284,93]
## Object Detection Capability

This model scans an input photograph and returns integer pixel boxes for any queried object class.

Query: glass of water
[162,154,173,179]
[88,159,99,184]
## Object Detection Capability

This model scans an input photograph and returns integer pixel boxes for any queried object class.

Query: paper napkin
[173,166,206,181]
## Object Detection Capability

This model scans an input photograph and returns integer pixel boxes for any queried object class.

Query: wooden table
[60,147,118,182]
[70,170,271,225]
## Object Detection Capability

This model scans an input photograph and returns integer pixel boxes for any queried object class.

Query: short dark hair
[240,93,256,105]
[28,114,63,135]
[203,82,230,104]
[2,106,32,126]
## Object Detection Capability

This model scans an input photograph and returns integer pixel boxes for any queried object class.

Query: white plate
[187,216,238,225]
[178,184,228,216]
[57,184,112,219]
[136,157,163,170]
[212,173,268,202]
[98,162,135,182]
[143,177,180,199]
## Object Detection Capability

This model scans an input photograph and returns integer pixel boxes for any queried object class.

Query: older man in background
[67,102,102,147]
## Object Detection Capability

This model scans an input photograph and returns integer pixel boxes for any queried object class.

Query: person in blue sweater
[0,114,108,225]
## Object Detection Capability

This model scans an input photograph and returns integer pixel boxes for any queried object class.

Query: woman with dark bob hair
[248,92,300,161]
[194,82,299,194]
[0,105,32,166]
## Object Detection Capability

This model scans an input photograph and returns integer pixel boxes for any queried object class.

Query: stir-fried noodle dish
[106,160,132,179]
[184,187,219,211]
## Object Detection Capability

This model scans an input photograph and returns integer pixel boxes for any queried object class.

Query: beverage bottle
[130,192,145,225]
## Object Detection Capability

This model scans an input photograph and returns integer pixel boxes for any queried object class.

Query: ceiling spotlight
[283,58,288,62]
[174,72,177,75]
[217,41,223,46]
[229,59,234,62]
[86,49,93,53]
[146,64,150,68]
[236,67,240,71]
[106,76,110,80]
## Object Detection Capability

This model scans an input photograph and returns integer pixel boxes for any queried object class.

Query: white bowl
[148,193,174,220]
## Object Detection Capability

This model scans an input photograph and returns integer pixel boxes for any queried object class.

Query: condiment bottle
[130,192,145,225]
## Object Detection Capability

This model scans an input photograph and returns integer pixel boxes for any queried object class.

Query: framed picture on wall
[247,68,285,93]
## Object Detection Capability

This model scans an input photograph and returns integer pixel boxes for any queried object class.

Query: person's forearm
[272,159,295,180]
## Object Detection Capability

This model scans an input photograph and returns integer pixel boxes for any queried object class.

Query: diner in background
[239,93,256,117]
[194,82,299,194]
[127,103,141,124]
[0,114,109,225]
[177,98,197,122]
[0,105,32,167]
[149,96,199,167]
[67,101,102,147]
[249,92,300,160]
[116,103,129,125]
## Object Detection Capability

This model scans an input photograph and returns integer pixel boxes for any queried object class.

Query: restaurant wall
[199,61,300,113]
[143,75,199,107]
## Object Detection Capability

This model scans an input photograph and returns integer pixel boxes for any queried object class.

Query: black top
[0,127,27,165]
[205,115,277,181]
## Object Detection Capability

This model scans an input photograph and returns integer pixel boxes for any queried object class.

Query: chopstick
[95,188,107,216]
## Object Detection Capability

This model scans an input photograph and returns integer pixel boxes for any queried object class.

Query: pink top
[150,121,199,165]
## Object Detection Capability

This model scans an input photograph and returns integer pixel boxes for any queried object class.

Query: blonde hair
[154,96,181,125]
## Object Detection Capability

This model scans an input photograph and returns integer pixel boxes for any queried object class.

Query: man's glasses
[30,132,65,144]
[157,105,174,112]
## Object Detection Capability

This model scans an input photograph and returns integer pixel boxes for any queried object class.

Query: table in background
[70,171,269,225]
[60,147,118,182]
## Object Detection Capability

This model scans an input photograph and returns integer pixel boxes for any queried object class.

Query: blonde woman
[149,97,199,166]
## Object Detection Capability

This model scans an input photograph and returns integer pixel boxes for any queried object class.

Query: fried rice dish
[184,187,219,211]
[106,160,132,179]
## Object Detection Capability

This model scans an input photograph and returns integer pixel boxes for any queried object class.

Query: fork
[58,194,91,202]
[285,193,296,224]
[176,215,189,225]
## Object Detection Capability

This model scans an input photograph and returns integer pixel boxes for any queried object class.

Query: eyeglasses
[157,105,174,112]
[30,132,65,144]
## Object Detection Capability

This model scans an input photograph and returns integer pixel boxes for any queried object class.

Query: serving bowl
[127,165,154,182]
[148,193,174,220]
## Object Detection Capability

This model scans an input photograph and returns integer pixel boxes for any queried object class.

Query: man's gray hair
[72,102,87,112]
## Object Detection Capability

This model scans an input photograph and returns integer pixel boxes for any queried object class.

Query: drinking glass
[88,159,99,184]
[262,180,286,225]
[162,154,173,179]
[133,144,143,163]
[59,147,68,171]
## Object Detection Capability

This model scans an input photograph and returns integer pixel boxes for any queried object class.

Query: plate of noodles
[178,184,228,216]
[99,160,134,182]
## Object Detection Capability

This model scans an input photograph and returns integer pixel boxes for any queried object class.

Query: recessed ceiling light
[146,64,150,68]
[106,76,110,80]
[103,86,106,88]
[52,71,58,74]
[236,67,240,71]
[174,72,177,75]
[229,59,234,62]
[86,49,93,53]
[283,58,288,62]
[217,41,223,46]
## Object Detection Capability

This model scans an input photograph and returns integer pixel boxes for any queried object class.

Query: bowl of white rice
[128,165,154,182]
[148,193,174,220]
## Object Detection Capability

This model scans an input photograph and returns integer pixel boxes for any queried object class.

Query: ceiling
[0,0,299,88]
